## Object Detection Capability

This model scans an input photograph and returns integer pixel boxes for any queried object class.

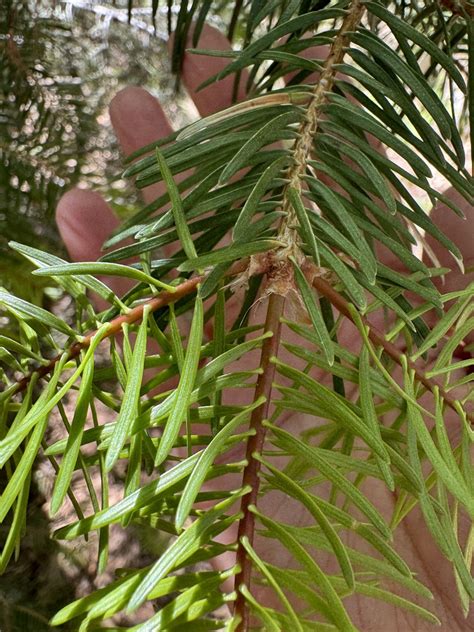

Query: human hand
[56,25,473,631]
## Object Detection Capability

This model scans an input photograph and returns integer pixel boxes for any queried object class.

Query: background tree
[0,0,178,301]
[1,1,177,627]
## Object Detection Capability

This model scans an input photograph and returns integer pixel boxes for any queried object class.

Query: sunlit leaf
[33,262,175,293]
[176,396,264,529]
[292,261,334,364]
[0,292,76,337]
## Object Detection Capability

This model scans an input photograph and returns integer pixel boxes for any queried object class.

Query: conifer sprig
[0,1,472,630]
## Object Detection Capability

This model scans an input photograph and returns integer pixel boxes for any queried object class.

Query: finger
[110,86,173,157]
[56,188,131,306]
[57,189,119,261]
[109,25,247,207]
[111,25,248,159]
[426,188,474,292]
[174,23,247,117]
[111,24,249,156]
[425,189,474,346]
[110,86,173,206]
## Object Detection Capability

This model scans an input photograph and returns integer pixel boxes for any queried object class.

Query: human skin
[56,25,473,631]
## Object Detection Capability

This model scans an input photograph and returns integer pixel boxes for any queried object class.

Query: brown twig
[10,257,254,395]
[310,274,473,424]
[233,292,285,631]
[13,276,203,395]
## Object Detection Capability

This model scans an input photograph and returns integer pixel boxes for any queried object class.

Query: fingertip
[175,23,247,116]
[427,190,474,268]
[110,86,173,156]
[56,188,119,262]
[425,189,474,295]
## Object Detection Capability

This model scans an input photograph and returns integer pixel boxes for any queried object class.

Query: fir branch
[12,276,203,395]
[1,2,472,629]
[234,2,367,628]
[310,272,473,424]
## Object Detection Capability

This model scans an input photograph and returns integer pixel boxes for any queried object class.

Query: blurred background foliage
[0,0,185,302]
[0,1,183,627]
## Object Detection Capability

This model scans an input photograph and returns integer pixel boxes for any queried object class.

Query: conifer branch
[277,0,366,257]
[310,273,473,424]
[13,276,203,394]
[234,2,367,628]
[2,3,471,628]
